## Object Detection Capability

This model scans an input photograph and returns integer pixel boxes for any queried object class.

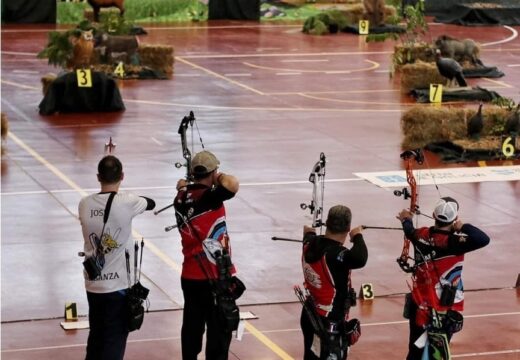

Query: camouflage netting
[302,5,396,35]
[401,105,511,149]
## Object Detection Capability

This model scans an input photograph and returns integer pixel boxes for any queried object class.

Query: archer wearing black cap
[173,150,242,360]
[397,197,490,360]
[300,205,368,360]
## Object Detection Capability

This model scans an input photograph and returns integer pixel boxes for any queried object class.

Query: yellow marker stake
[65,302,78,321]
[502,136,516,158]
[359,283,375,300]
[359,20,369,35]
[114,62,125,78]
[76,69,92,88]
[429,83,443,103]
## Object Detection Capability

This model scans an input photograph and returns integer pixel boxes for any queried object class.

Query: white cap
[433,197,459,223]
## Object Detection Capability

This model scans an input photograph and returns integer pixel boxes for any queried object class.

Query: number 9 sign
[359,20,369,35]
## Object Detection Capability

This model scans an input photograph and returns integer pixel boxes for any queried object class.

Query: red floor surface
[1,18,520,360]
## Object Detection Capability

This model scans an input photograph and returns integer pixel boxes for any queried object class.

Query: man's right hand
[349,226,363,239]
[303,225,315,236]
[176,179,188,190]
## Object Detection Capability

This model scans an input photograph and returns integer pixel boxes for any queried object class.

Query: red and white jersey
[174,183,236,280]
[302,233,367,321]
[412,227,465,312]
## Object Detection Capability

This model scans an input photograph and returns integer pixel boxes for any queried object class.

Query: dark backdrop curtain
[2,0,56,23]
[208,0,260,20]
[425,0,520,26]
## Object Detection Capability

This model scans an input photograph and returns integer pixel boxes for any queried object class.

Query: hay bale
[401,105,511,149]
[400,61,445,93]
[138,44,174,78]
[453,136,502,151]
[345,4,395,24]
[393,43,436,71]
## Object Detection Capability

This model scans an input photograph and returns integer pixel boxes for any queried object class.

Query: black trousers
[406,301,453,360]
[300,307,348,360]
[181,278,233,360]
[86,290,129,360]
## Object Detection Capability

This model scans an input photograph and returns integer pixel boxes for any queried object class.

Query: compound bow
[155,111,204,216]
[272,152,326,242]
[394,149,424,273]
[300,152,327,233]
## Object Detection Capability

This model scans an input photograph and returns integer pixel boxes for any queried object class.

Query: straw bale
[345,4,396,23]
[453,136,502,150]
[138,44,174,78]
[400,61,445,94]
[393,43,435,70]
[401,105,511,149]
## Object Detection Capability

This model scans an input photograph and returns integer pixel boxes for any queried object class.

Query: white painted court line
[12,70,40,74]
[281,59,329,63]
[481,25,518,47]
[1,178,364,196]
[1,311,518,353]
[224,73,252,77]
[150,137,163,146]
[173,73,201,77]
[507,64,520,67]
[276,72,302,76]
[453,349,520,358]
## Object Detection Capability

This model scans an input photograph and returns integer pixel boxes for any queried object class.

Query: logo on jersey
[303,263,322,289]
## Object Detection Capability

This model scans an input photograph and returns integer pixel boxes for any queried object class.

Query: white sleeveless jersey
[79,192,148,293]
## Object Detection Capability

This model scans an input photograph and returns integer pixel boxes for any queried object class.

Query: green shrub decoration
[37,31,76,68]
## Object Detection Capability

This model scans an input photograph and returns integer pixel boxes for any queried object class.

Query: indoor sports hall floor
[1,19,520,359]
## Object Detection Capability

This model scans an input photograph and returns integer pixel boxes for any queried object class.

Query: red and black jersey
[401,221,490,312]
[174,183,236,280]
[302,232,367,321]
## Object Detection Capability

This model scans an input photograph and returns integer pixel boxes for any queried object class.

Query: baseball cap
[433,197,459,223]
[191,150,220,175]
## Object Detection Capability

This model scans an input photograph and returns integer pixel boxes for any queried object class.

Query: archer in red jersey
[397,197,490,360]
